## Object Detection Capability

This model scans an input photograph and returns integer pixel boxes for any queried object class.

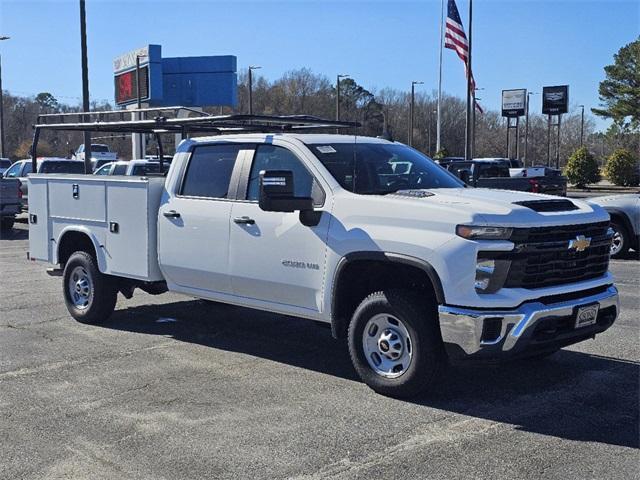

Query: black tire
[0,217,15,231]
[62,251,117,324]
[348,290,444,398]
[610,220,629,259]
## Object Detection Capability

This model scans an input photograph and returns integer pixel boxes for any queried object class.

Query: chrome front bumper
[438,285,619,360]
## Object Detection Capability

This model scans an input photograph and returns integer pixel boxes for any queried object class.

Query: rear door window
[181,144,244,199]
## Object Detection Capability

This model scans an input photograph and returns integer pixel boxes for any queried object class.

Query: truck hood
[395,187,608,227]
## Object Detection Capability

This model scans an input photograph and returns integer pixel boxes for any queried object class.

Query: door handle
[163,210,181,218]
[233,216,255,225]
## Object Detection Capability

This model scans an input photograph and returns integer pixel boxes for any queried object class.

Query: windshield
[92,145,110,153]
[306,142,463,194]
[40,162,85,174]
[131,163,169,176]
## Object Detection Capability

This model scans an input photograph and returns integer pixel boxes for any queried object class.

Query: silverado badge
[568,235,591,252]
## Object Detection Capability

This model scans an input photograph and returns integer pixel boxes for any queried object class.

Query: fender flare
[55,226,107,272]
[330,251,446,338]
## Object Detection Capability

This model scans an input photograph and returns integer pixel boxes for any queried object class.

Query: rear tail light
[529,179,540,193]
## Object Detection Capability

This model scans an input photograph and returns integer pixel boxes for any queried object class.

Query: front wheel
[610,220,629,258]
[348,290,444,398]
[62,251,117,324]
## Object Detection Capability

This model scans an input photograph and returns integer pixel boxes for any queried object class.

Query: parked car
[589,193,640,258]
[94,160,171,176]
[73,143,118,164]
[3,158,85,208]
[0,176,21,231]
[0,158,12,176]
[446,159,567,196]
[29,127,619,398]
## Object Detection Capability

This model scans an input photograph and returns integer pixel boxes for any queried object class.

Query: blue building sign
[113,45,237,108]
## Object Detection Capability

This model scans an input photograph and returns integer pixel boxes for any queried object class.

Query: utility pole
[248,65,261,115]
[409,81,423,147]
[79,0,92,173]
[0,36,9,159]
[524,92,537,166]
[579,104,585,147]
[336,74,349,133]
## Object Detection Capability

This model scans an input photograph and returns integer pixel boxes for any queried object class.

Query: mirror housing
[259,170,313,213]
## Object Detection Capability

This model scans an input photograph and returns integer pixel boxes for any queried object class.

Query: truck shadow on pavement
[103,298,639,450]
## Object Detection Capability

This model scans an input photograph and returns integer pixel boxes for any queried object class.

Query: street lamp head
[0,36,10,41]
[338,74,349,79]
[412,81,424,86]
[249,65,262,70]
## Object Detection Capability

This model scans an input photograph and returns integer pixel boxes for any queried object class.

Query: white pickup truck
[28,131,619,397]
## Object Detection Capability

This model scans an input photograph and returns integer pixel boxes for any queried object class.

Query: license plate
[575,304,599,328]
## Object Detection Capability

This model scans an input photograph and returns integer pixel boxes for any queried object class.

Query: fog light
[475,259,495,292]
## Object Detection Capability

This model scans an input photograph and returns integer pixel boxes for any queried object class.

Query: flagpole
[464,0,473,160]
[436,0,444,154]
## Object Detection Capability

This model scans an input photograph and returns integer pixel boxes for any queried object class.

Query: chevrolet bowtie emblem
[568,235,591,252]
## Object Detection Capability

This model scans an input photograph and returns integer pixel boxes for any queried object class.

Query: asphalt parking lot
[1,219,638,480]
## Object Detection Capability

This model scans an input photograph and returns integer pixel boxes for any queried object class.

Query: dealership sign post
[113,45,238,158]
[502,89,526,161]
[542,85,568,168]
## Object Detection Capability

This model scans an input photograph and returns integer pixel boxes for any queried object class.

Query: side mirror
[259,170,313,213]
[457,168,472,185]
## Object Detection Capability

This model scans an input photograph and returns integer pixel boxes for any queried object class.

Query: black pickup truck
[439,159,567,196]
[0,177,22,231]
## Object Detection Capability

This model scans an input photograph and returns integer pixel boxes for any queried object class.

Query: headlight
[475,259,496,291]
[457,225,513,240]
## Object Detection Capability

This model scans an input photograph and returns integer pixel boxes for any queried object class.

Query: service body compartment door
[106,181,152,278]
[26,178,50,262]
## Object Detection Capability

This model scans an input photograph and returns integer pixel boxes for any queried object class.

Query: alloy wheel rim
[68,266,93,309]
[610,229,623,256]
[362,313,413,378]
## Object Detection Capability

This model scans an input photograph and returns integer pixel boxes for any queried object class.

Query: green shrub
[564,147,601,188]
[603,149,639,186]
[433,148,449,160]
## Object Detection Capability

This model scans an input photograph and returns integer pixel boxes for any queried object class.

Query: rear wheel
[610,220,629,258]
[62,251,117,324]
[348,290,444,398]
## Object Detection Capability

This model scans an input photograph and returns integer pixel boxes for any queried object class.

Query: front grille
[498,221,612,289]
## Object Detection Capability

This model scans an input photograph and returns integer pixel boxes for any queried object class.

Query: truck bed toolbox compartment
[28,174,165,281]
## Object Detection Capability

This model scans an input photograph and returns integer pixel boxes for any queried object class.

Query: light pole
[248,65,261,115]
[579,104,585,147]
[409,81,423,147]
[336,74,349,133]
[0,36,10,159]
[524,91,538,167]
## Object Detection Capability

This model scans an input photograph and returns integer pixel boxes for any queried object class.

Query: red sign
[114,66,149,105]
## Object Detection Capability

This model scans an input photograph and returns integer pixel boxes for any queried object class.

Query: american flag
[444,0,483,113]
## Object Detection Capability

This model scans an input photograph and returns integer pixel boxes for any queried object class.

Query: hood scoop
[391,190,435,199]
[513,199,579,212]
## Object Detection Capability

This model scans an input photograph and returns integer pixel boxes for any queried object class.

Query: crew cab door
[228,143,331,314]
[158,143,245,295]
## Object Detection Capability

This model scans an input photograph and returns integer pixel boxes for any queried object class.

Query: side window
[94,164,112,175]
[246,145,323,205]
[113,164,127,175]
[4,162,22,178]
[181,144,242,199]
